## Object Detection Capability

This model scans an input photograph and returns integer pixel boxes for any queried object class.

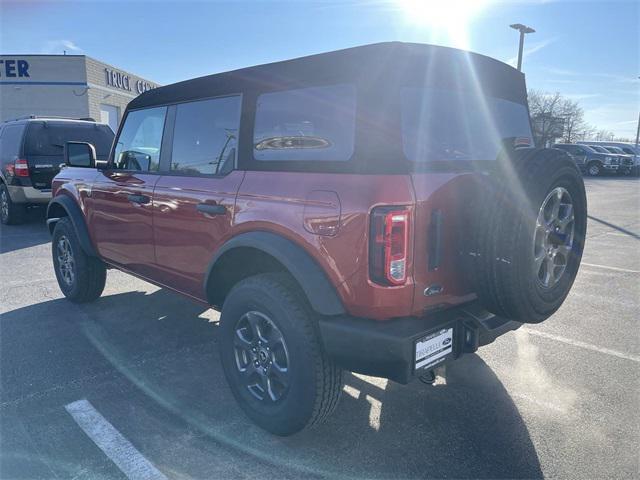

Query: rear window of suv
[25,122,114,158]
[401,87,533,162]
[253,84,356,162]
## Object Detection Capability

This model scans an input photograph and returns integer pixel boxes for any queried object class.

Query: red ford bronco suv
[47,43,587,436]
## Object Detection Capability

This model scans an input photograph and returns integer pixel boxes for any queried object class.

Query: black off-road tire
[586,161,602,177]
[219,273,343,436]
[0,183,27,225]
[52,217,106,303]
[467,148,587,323]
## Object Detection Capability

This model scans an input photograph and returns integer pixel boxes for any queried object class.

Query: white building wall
[0,54,159,127]
[0,55,89,121]
[85,56,160,130]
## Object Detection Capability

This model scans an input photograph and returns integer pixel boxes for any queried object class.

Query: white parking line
[65,399,167,480]
[521,328,640,364]
[581,262,640,274]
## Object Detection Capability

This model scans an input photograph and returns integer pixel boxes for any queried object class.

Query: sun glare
[397,0,492,48]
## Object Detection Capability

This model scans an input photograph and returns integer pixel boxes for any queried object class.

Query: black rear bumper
[318,302,521,384]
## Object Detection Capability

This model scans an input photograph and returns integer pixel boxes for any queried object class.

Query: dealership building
[0,54,160,132]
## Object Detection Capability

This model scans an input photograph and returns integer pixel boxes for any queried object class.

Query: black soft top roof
[128,42,526,110]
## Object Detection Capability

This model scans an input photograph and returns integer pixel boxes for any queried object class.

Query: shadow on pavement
[1,289,542,479]
[587,214,639,239]
[0,207,49,254]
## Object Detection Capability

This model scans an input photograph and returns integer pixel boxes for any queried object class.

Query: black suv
[0,116,114,224]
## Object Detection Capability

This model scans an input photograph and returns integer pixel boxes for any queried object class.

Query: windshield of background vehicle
[25,123,114,158]
[401,87,533,162]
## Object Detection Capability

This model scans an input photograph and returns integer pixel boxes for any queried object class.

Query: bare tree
[527,89,624,145]
[573,124,596,142]
[558,98,587,143]
[528,90,564,146]
[595,129,615,141]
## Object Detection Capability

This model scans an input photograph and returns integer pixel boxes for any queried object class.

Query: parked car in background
[578,141,640,176]
[47,43,587,436]
[586,145,628,175]
[552,143,618,176]
[0,116,114,225]
[600,146,634,175]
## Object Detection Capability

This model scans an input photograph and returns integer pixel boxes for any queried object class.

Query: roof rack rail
[8,115,97,122]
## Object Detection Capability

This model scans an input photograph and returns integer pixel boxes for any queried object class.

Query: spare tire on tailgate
[465,148,587,323]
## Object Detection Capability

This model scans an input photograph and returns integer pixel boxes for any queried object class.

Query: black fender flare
[205,231,345,316]
[46,196,98,257]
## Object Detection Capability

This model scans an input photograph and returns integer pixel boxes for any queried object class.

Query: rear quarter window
[401,87,533,162]
[0,124,25,161]
[253,84,356,162]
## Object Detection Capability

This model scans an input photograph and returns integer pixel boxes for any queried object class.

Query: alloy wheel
[588,164,600,176]
[533,187,575,288]
[56,236,75,286]
[233,311,290,403]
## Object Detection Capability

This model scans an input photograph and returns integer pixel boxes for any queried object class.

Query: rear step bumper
[7,185,52,204]
[318,302,521,384]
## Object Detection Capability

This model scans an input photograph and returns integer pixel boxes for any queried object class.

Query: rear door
[152,95,244,299]
[87,107,167,278]
[23,121,114,191]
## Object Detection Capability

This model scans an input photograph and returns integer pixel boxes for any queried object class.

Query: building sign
[104,67,154,94]
[0,59,30,78]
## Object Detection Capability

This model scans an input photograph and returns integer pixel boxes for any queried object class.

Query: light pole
[635,77,640,148]
[510,23,535,72]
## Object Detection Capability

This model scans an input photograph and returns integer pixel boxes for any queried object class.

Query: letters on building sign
[104,68,154,95]
[0,59,30,78]
[136,79,153,94]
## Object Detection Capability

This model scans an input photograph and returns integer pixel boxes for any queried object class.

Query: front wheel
[219,273,342,436]
[52,218,107,303]
[586,162,602,176]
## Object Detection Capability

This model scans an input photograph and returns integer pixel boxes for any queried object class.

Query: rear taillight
[13,159,30,177]
[370,207,410,286]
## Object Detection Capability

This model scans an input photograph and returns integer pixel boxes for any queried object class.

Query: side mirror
[64,142,97,168]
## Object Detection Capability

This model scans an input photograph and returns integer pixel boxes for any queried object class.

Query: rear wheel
[467,149,587,323]
[0,183,26,225]
[219,273,342,436]
[52,218,106,302]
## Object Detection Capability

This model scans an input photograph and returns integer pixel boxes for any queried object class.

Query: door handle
[127,194,151,205]
[197,203,227,216]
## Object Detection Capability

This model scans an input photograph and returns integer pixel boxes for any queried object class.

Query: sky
[1,0,638,138]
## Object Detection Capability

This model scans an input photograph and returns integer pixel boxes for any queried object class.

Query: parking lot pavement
[1,177,638,480]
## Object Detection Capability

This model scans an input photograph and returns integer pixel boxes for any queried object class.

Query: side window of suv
[170,95,241,176]
[113,107,167,172]
[253,84,357,162]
